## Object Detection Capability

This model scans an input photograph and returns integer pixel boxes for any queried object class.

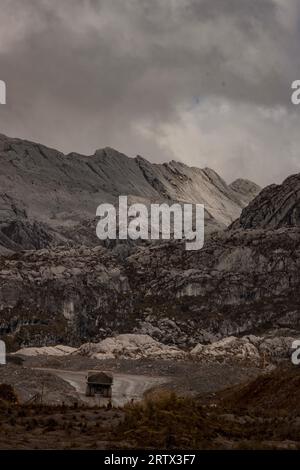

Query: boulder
[190,336,261,364]
[78,334,186,360]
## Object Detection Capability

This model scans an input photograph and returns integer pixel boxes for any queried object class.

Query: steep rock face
[0,246,133,348]
[135,157,250,226]
[126,229,300,342]
[0,133,259,251]
[0,219,65,252]
[232,173,300,229]
[0,228,299,349]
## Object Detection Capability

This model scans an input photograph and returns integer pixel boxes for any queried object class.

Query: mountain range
[0,133,260,252]
[0,133,300,351]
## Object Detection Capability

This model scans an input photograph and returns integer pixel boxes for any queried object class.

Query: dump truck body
[85,371,113,397]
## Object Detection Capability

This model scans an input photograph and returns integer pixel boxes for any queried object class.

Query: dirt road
[37,368,168,406]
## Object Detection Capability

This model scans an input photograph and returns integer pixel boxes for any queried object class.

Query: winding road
[38,368,168,406]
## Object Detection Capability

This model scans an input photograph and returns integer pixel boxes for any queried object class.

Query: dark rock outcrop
[231,174,300,229]
[0,227,299,350]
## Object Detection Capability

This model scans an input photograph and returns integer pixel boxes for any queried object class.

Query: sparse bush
[0,384,18,405]
[114,390,214,449]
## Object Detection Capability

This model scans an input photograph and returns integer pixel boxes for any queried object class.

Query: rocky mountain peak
[229,179,262,206]
[0,132,260,251]
[232,173,300,229]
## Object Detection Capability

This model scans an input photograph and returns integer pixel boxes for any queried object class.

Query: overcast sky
[0,0,300,186]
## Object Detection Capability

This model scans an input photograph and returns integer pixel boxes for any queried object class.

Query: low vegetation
[1,367,300,449]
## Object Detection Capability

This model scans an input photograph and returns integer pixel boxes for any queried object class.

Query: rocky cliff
[0,226,299,350]
[0,133,260,251]
[0,134,298,351]
[231,173,300,229]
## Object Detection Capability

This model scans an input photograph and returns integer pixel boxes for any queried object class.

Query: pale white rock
[190,336,261,363]
[63,300,75,320]
[50,265,66,276]
[15,344,77,357]
[78,334,186,360]
[258,336,295,358]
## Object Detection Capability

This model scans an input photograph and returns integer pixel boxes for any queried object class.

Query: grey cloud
[0,0,299,185]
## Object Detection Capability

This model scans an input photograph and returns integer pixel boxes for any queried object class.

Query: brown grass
[113,390,216,449]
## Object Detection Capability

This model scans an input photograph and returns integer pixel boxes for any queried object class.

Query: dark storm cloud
[0,0,299,185]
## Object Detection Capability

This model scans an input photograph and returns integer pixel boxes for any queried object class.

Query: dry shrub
[219,366,300,415]
[114,390,214,449]
[0,384,18,405]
